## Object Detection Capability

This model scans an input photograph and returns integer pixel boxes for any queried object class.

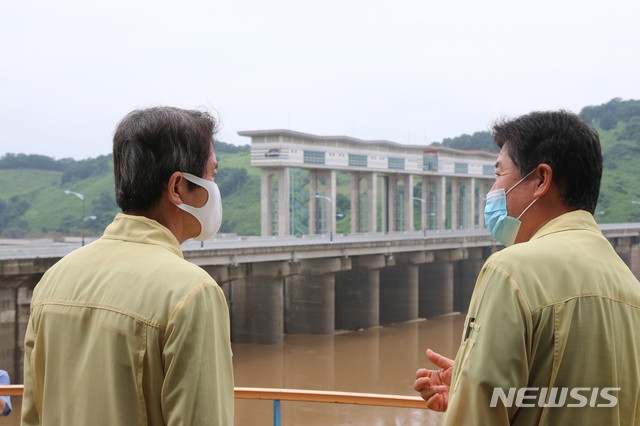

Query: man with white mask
[414,110,640,425]
[22,107,233,425]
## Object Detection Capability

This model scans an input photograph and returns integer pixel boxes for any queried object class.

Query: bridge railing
[0,385,426,426]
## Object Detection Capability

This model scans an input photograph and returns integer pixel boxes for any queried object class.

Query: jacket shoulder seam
[531,294,640,314]
[31,299,167,330]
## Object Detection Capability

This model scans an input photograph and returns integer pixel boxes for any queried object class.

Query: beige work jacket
[444,210,640,425]
[22,213,234,425]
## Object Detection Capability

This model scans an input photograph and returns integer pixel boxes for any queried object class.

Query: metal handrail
[0,385,22,396]
[1,385,426,426]
[234,387,426,408]
[1,385,426,407]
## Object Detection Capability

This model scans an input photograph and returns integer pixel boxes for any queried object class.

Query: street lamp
[315,194,334,242]
[412,196,428,236]
[65,190,88,246]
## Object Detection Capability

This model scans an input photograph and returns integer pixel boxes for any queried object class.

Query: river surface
[233,313,465,426]
[3,313,466,426]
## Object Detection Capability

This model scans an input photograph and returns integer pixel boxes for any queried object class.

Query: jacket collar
[102,213,184,258]
[530,210,601,241]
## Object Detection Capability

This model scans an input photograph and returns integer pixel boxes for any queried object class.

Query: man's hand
[414,349,454,412]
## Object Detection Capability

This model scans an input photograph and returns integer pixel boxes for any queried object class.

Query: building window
[423,159,438,171]
[483,165,494,176]
[304,150,325,165]
[454,163,468,174]
[349,154,367,167]
[388,157,405,170]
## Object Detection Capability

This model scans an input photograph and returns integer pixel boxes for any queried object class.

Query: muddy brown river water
[3,313,466,426]
[233,313,465,426]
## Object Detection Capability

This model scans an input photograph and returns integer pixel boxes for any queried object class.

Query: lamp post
[65,190,86,246]
[412,196,427,237]
[315,194,333,242]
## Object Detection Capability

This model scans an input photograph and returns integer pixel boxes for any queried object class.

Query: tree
[442,131,496,152]
[621,117,640,142]
[600,112,618,131]
[215,168,248,198]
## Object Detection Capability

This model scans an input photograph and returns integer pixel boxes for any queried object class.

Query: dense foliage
[440,131,496,152]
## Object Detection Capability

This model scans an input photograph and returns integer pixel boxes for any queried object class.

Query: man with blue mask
[415,110,640,425]
[22,107,233,425]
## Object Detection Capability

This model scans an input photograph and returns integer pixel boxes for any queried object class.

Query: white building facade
[239,129,498,236]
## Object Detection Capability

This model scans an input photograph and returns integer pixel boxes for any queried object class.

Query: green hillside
[585,99,640,222]
[1,98,639,238]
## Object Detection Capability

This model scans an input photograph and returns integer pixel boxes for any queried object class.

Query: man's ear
[167,171,185,205]
[533,164,553,198]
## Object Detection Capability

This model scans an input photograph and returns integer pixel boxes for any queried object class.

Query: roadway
[1,223,639,263]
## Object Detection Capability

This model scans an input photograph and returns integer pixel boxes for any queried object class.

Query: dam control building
[238,129,499,236]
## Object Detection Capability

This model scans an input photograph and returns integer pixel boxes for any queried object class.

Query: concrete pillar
[318,170,337,236]
[453,248,484,312]
[451,178,460,230]
[379,251,433,324]
[350,172,360,233]
[419,262,454,317]
[260,169,273,236]
[388,174,398,232]
[421,176,430,231]
[285,258,351,335]
[0,274,40,384]
[0,287,14,381]
[365,173,378,233]
[436,176,446,230]
[478,179,489,229]
[231,261,300,344]
[418,250,463,318]
[404,174,414,232]
[308,169,318,235]
[466,178,476,230]
[277,167,290,236]
[335,254,392,331]
[328,170,337,235]
[381,176,389,232]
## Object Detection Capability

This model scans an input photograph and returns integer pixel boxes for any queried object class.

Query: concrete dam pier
[2,224,640,384]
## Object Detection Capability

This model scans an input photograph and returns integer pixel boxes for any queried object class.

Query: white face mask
[173,172,222,241]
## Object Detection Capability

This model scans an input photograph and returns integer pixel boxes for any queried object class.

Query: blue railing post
[273,399,281,426]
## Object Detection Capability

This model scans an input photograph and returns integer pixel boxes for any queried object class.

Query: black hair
[113,106,216,212]
[492,110,602,214]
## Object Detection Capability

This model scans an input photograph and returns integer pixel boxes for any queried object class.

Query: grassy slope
[0,169,62,199]
[24,172,117,232]
[594,121,640,223]
[0,151,264,237]
[215,151,261,236]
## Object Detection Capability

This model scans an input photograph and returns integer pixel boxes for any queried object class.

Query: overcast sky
[1,0,639,160]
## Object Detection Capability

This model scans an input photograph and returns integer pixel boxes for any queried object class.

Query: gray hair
[113,106,216,212]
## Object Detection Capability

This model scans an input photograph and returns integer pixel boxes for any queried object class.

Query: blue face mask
[484,170,537,246]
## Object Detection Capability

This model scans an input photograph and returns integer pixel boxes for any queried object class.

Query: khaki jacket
[444,210,640,425]
[22,214,234,425]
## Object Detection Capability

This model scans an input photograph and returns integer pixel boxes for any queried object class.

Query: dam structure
[2,130,639,384]
[239,129,498,236]
[2,224,640,384]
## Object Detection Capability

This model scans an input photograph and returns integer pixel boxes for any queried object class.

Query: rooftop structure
[239,129,499,237]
